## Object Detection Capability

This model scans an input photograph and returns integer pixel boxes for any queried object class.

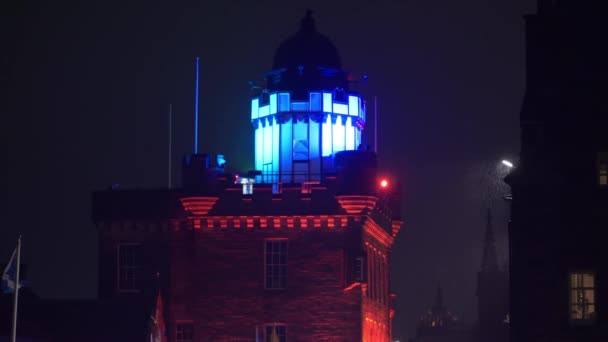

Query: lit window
[293,121,308,161]
[241,177,255,195]
[117,244,139,291]
[570,271,596,322]
[293,139,309,160]
[264,324,287,342]
[176,322,194,342]
[598,152,608,186]
[265,240,288,290]
[243,184,253,195]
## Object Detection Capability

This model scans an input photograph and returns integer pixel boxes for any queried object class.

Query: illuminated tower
[92,11,401,342]
[251,11,365,183]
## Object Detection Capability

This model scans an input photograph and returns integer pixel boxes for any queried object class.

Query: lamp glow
[380,179,389,188]
[501,160,514,168]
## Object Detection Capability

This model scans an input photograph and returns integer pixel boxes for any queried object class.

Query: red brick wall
[168,223,363,342]
[96,221,170,301]
[361,219,393,342]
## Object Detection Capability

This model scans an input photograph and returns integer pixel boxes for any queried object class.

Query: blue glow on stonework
[280,118,293,180]
[269,93,277,114]
[309,119,320,176]
[360,102,366,121]
[309,120,320,158]
[255,121,263,172]
[292,102,308,111]
[279,92,290,112]
[272,116,279,181]
[251,98,259,120]
[292,120,308,161]
[348,96,359,116]
[333,103,348,115]
[259,105,269,118]
[322,115,332,157]
[333,116,345,152]
[263,119,273,164]
[323,93,332,112]
[346,117,355,150]
[310,92,322,111]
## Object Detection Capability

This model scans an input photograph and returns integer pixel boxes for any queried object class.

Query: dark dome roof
[272,11,342,70]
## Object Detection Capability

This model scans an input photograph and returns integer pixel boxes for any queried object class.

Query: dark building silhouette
[409,209,509,342]
[475,209,508,342]
[412,284,473,342]
[506,1,608,341]
[91,12,402,342]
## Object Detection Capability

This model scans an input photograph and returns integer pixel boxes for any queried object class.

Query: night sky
[3,0,534,339]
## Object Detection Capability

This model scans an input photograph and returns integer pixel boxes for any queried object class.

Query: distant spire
[433,282,444,310]
[481,208,499,271]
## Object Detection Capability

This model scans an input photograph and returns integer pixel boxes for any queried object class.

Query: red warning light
[380,179,389,188]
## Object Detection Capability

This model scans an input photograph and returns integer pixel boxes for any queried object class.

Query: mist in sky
[2,0,535,338]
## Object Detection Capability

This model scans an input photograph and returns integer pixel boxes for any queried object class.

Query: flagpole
[10,235,21,342]
[194,57,200,155]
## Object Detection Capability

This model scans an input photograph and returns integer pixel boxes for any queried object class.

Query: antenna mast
[374,96,378,154]
[194,57,200,154]
[168,104,172,188]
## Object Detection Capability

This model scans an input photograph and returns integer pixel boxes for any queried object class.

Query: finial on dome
[300,10,315,32]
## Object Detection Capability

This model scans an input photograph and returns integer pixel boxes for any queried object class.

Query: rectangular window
[569,271,596,322]
[176,322,194,342]
[598,152,608,186]
[265,239,288,290]
[241,177,255,195]
[354,256,366,282]
[292,121,308,161]
[265,324,287,342]
[117,244,139,291]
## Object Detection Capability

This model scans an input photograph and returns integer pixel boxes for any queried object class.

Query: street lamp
[501,160,514,168]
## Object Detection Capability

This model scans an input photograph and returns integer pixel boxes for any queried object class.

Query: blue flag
[2,247,20,294]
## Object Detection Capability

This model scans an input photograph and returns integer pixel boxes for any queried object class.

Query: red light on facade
[380,179,388,188]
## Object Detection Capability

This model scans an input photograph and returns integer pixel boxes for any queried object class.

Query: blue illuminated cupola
[251,11,366,184]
